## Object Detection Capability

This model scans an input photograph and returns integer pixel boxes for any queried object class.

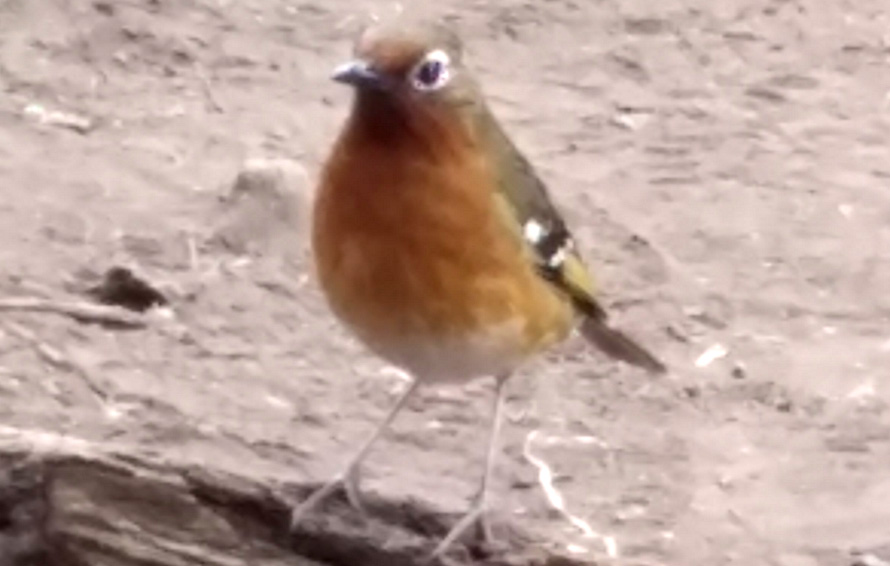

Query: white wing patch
[548,244,569,268]
[523,219,545,245]
[523,217,573,271]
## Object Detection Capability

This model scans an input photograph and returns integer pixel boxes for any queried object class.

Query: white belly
[359,319,533,383]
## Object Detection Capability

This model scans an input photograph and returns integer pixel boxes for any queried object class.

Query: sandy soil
[2,0,889,564]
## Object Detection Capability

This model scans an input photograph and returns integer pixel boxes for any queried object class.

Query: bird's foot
[289,466,366,532]
[428,496,495,562]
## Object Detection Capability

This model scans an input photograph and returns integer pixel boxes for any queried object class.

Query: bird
[291,17,667,561]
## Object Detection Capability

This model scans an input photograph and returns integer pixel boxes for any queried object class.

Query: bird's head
[331,19,485,146]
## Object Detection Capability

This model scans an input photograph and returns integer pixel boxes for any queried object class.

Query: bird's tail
[578,314,667,375]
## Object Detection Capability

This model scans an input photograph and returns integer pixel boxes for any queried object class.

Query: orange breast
[311,104,573,378]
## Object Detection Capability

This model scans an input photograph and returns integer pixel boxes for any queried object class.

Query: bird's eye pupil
[417,60,442,86]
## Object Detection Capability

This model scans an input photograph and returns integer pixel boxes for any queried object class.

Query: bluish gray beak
[331,60,386,89]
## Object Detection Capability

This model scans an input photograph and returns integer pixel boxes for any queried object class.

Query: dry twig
[0,297,148,328]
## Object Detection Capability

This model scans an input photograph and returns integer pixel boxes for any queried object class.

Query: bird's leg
[289,378,421,531]
[430,373,510,559]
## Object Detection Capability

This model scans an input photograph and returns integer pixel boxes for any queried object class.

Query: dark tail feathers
[579,316,667,375]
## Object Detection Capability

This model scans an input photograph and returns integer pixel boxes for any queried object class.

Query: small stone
[85,267,168,312]
[731,362,747,379]
[208,158,311,258]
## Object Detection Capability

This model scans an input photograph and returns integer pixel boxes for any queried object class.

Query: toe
[343,467,368,514]
[289,467,369,532]
[477,512,495,546]
[429,505,488,560]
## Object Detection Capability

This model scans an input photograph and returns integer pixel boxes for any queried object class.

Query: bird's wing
[479,107,602,314]
[480,107,667,374]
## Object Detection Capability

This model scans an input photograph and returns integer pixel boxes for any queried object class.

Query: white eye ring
[410,49,452,92]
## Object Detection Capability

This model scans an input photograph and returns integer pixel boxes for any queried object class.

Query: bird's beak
[331,60,386,90]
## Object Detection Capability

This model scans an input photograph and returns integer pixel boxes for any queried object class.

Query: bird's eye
[410,49,451,92]
[417,60,443,86]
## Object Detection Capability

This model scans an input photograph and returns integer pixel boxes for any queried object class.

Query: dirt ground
[2,0,890,564]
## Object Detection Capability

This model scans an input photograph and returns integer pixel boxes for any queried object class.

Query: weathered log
[0,426,599,566]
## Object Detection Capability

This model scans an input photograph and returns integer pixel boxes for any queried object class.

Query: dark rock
[0,427,602,566]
